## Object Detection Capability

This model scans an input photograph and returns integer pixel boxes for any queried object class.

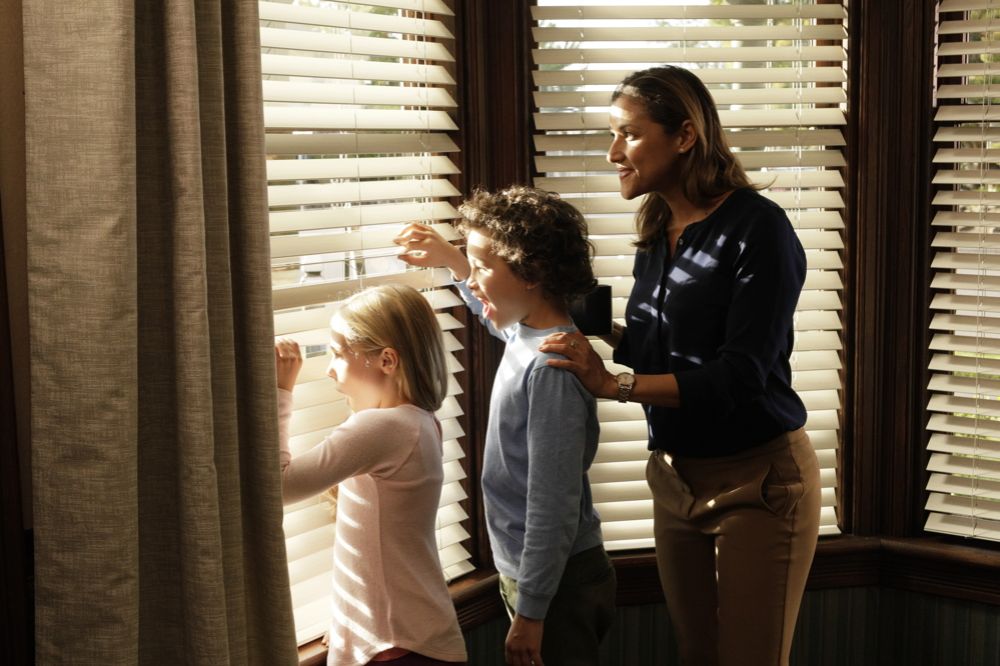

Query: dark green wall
[463,588,1000,665]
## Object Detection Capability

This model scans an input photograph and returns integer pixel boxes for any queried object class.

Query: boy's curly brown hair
[457,186,596,309]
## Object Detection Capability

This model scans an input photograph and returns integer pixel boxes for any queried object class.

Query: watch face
[616,372,635,386]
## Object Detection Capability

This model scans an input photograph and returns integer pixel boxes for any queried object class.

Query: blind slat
[532,5,846,20]
[265,107,458,131]
[262,53,455,84]
[259,1,454,38]
[534,67,847,87]
[260,27,455,62]
[531,45,846,65]
[534,108,847,130]
[264,132,458,157]
[535,87,847,108]
[263,80,456,108]
[533,25,846,43]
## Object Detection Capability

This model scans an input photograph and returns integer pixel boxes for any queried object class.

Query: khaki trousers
[646,429,821,666]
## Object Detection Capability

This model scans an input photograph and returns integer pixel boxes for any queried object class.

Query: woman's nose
[607,138,623,164]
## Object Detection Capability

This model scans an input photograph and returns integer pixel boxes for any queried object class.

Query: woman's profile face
[607,95,688,201]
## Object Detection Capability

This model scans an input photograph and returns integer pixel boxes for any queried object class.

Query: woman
[540,66,821,666]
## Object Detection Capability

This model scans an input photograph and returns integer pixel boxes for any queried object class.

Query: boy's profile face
[466,229,536,330]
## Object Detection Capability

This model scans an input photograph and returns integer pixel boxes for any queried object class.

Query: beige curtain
[23,1,298,663]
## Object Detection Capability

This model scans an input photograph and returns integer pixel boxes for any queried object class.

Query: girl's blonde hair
[331,284,449,412]
[612,66,755,249]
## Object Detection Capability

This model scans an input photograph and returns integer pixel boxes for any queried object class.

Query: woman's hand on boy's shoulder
[539,331,614,400]
[275,339,303,392]
[393,223,470,281]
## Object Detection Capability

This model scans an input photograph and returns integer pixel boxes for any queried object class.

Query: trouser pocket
[646,451,695,517]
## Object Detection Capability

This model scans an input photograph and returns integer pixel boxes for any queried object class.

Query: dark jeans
[499,545,617,666]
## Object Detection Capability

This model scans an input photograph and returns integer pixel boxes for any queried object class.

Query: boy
[396,186,616,666]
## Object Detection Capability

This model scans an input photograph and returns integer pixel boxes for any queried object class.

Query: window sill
[604,535,1000,606]
[297,535,1000,663]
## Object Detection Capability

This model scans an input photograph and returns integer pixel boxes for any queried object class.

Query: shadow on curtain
[22,1,298,662]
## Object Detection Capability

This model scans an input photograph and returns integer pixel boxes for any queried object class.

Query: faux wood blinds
[531,0,848,549]
[259,0,472,644]
[927,0,1000,542]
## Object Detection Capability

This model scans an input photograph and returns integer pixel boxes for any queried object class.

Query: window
[259,0,472,643]
[926,0,1000,542]
[530,0,848,548]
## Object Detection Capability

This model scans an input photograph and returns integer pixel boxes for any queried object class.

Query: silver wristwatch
[615,372,636,403]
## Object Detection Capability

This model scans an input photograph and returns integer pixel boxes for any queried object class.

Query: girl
[275,284,467,666]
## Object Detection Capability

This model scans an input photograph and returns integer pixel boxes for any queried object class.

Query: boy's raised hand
[394,223,471,281]
[275,339,303,392]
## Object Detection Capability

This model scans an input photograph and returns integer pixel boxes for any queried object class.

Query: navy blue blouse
[613,188,808,458]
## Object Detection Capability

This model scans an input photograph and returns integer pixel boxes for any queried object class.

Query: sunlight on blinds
[260,0,472,644]
[532,0,847,549]
[926,0,1000,543]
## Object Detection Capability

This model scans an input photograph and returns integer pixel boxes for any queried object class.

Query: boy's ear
[379,348,399,375]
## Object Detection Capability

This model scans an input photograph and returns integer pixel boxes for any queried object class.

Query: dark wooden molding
[0,0,32,659]
[296,639,326,666]
[298,536,1000,661]
[605,551,663,607]
[451,571,504,629]
[450,536,1000,634]
[452,0,535,568]
[806,536,883,589]
[0,199,32,666]
[844,0,937,537]
[455,0,533,192]
[606,538,883,608]
[879,537,1000,606]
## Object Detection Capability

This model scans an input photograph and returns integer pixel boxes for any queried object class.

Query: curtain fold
[24,1,298,662]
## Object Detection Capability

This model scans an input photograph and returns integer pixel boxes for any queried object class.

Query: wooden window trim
[298,535,1000,663]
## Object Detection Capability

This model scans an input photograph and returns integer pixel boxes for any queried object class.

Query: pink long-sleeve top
[278,390,467,666]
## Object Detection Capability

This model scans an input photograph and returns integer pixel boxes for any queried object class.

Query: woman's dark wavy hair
[457,185,596,309]
[612,66,755,249]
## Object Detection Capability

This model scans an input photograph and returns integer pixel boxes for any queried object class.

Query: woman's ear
[677,119,697,154]
[379,347,399,375]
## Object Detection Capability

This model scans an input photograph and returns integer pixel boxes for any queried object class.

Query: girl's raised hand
[394,223,470,281]
[275,339,303,392]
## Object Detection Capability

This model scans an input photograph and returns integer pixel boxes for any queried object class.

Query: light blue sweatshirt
[457,282,603,619]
